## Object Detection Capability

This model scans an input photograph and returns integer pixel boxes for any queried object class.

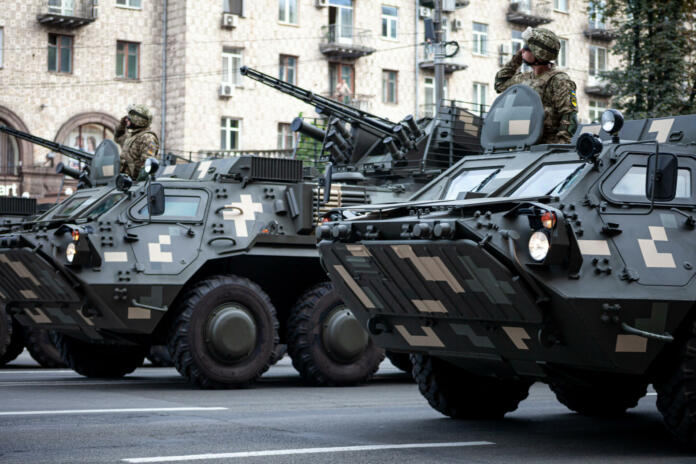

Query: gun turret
[0,125,121,189]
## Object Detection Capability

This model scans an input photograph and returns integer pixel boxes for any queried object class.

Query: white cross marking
[222,194,264,237]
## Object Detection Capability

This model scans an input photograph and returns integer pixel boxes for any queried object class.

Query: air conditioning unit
[221,13,238,29]
[419,7,432,18]
[315,0,329,7]
[442,0,456,11]
[219,83,234,98]
[451,18,463,30]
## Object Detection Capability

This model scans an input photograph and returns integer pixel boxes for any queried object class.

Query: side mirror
[147,182,165,216]
[646,153,678,202]
[322,162,333,205]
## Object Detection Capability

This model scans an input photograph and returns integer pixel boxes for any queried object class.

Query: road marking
[123,441,495,463]
[0,407,227,416]
[646,392,657,396]
[0,370,74,374]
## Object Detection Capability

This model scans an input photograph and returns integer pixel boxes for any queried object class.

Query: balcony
[37,0,97,28]
[321,93,375,113]
[585,75,613,97]
[319,25,376,60]
[584,22,617,41]
[506,0,553,27]
[419,44,468,73]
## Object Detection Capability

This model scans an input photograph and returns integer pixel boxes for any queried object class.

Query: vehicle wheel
[550,375,647,417]
[287,282,384,386]
[270,344,287,365]
[24,327,66,368]
[386,351,412,373]
[0,314,25,366]
[52,333,146,378]
[168,275,279,388]
[147,345,173,367]
[655,323,696,445]
[411,353,531,419]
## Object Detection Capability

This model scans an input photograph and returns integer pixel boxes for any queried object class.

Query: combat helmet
[522,27,561,63]
[127,104,153,128]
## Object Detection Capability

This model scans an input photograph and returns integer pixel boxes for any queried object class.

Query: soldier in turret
[495,27,578,144]
[115,104,159,180]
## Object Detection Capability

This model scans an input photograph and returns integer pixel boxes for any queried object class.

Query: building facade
[0,0,617,200]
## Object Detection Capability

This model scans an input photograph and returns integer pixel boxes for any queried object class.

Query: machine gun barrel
[240,66,396,137]
[0,124,94,165]
[290,117,326,142]
[55,162,82,180]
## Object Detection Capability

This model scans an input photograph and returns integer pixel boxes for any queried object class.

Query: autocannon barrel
[55,162,81,180]
[290,117,326,142]
[0,124,94,166]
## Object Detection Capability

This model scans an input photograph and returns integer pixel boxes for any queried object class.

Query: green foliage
[293,115,327,173]
[594,0,696,118]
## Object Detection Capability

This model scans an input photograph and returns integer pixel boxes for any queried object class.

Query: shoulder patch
[570,90,578,109]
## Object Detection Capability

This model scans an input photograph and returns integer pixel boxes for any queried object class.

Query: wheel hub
[206,305,257,362]
[322,306,369,362]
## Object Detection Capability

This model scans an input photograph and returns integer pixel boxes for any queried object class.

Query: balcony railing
[419,44,468,73]
[585,75,613,97]
[584,21,617,41]
[37,0,97,28]
[319,25,376,59]
[507,0,553,27]
[322,93,374,112]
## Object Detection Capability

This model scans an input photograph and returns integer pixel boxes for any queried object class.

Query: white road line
[123,441,495,463]
[646,392,657,396]
[0,379,184,387]
[0,370,74,374]
[0,407,227,416]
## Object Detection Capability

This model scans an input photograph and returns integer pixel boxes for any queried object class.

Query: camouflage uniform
[115,104,159,180]
[494,29,578,144]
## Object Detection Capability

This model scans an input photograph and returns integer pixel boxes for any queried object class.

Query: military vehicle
[317,84,696,445]
[0,72,481,387]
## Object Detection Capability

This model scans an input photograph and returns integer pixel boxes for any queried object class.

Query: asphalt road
[0,351,693,464]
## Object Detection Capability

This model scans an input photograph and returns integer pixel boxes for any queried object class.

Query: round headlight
[601,109,624,135]
[528,231,550,262]
[66,242,76,263]
[144,157,160,175]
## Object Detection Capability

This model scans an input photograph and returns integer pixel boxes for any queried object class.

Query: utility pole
[433,0,445,111]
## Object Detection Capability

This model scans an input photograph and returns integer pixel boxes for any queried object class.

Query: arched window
[0,122,19,176]
[55,113,118,171]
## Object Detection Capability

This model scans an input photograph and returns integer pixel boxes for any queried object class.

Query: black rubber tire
[147,345,174,367]
[386,351,413,373]
[411,353,531,419]
[52,333,146,378]
[287,282,385,386]
[168,275,279,388]
[550,375,647,417]
[270,344,287,365]
[655,323,696,445]
[24,327,66,368]
[0,314,24,366]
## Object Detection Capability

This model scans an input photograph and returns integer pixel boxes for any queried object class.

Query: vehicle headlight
[66,242,77,263]
[528,231,550,262]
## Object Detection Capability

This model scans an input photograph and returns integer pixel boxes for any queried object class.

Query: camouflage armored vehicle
[0,72,481,388]
[317,84,696,444]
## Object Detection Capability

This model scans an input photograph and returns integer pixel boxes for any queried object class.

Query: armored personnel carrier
[317,84,696,445]
[0,72,481,387]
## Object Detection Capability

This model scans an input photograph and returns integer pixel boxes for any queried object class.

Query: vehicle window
[80,193,126,219]
[55,196,97,217]
[138,196,201,217]
[612,166,691,199]
[512,163,584,197]
[445,168,499,199]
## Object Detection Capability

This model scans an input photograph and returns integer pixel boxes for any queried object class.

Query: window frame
[472,22,488,56]
[472,82,488,117]
[279,54,298,85]
[382,69,398,104]
[115,0,142,10]
[48,33,73,74]
[0,27,4,69]
[128,189,210,224]
[116,40,140,80]
[511,161,585,198]
[589,45,607,77]
[278,0,298,25]
[220,117,241,151]
[588,99,607,123]
[222,48,243,86]
[553,0,568,13]
[381,5,398,40]
[277,123,297,150]
[558,38,568,68]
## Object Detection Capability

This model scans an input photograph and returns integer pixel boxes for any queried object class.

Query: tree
[595,0,696,118]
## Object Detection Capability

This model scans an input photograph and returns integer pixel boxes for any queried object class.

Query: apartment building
[0,0,617,200]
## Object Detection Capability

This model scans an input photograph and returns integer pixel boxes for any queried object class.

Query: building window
[472,83,488,116]
[278,0,297,24]
[65,123,114,154]
[48,34,72,73]
[473,23,488,56]
[224,0,245,15]
[116,41,139,80]
[277,123,296,150]
[221,118,241,150]
[589,0,605,29]
[511,30,531,72]
[0,120,19,176]
[48,0,76,15]
[558,38,568,68]
[514,0,532,14]
[553,0,568,12]
[330,63,354,104]
[0,28,3,69]
[222,48,242,86]
[381,6,398,40]
[589,46,607,76]
[279,55,297,85]
[589,100,607,123]
[382,70,398,103]
[116,0,141,8]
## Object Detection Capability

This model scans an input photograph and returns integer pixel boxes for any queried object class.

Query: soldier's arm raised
[114,117,128,146]
[494,51,524,93]
[549,75,579,144]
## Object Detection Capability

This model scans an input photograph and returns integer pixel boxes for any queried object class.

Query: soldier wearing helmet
[115,104,159,180]
[495,27,578,144]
